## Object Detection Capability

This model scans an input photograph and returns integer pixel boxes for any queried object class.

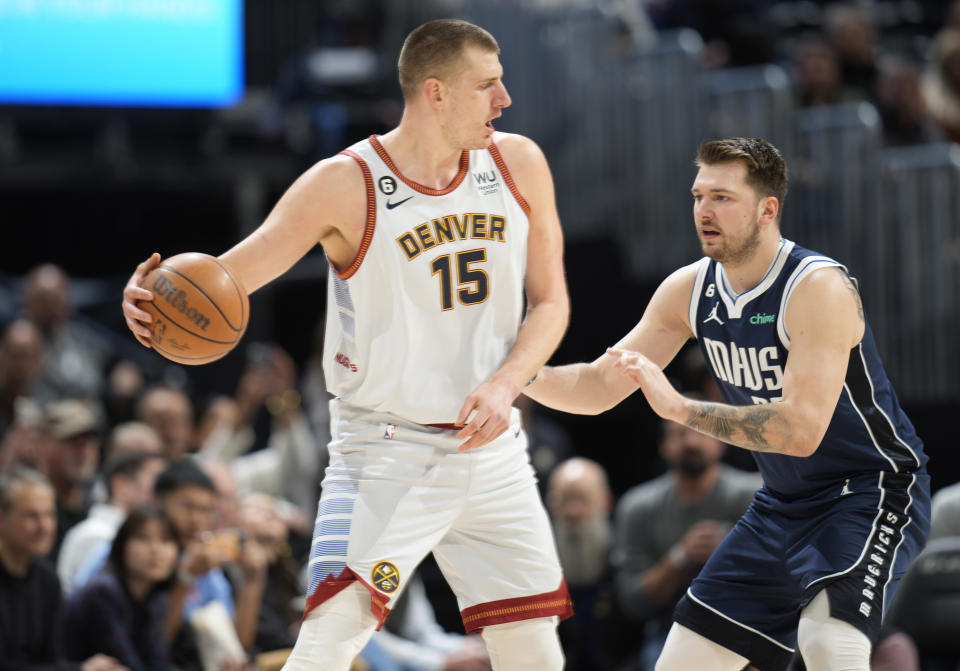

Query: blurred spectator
[923,28,960,143]
[22,263,111,401]
[949,0,960,30]
[59,449,167,593]
[39,398,103,559]
[156,459,267,664]
[62,505,180,670]
[137,385,195,460]
[196,343,322,517]
[612,417,759,671]
[792,36,862,107]
[874,53,942,146]
[0,319,49,442]
[929,480,960,540]
[645,0,777,68]
[103,421,165,461]
[0,466,125,671]
[825,4,879,99]
[547,457,627,670]
[102,359,147,428]
[235,491,302,655]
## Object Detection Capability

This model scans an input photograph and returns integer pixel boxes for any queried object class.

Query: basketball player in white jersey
[122,19,572,671]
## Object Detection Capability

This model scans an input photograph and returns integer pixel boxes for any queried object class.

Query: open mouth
[700,228,720,240]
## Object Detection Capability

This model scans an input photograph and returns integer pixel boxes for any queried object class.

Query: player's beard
[552,515,611,588]
[701,215,762,265]
[668,448,713,479]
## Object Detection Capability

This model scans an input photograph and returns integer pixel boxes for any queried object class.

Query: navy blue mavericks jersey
[689,239,928,499]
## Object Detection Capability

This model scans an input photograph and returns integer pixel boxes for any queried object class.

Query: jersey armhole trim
[776,257,842,349]
[335,149,376,280]
[688,258,711,340]
[488,140,531,217]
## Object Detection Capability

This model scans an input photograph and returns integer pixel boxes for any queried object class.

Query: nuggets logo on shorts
[371,561,401,593]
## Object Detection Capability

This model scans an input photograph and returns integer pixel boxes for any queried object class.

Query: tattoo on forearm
[833,267,864,323]
[685,402,777,452]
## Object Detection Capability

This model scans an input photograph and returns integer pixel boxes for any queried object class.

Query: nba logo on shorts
[384,424,397,439]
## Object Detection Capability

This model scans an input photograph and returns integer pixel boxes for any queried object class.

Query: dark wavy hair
[107,505,180,593]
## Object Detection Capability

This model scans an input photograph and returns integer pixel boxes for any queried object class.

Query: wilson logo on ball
[152,275,211,331]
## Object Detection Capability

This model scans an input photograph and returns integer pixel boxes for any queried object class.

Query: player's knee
[797,592,871,671]
[282,582,378,671]
[655,624,749,671]
[481,616,564,671]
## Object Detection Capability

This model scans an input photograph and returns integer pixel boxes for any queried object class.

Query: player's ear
[423,77,445,110]
[758,195,779,226]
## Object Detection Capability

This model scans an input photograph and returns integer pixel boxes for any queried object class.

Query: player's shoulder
[298,152,367,199]
[787,261,857,308]
[655,260,701,299]
[490,131,545,166]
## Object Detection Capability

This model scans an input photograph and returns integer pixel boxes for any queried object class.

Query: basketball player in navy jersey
[122,19,571,671]
[526,138,930,671]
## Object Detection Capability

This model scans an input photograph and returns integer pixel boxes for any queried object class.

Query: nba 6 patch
[371,561,400,593]
[383,423,397,439]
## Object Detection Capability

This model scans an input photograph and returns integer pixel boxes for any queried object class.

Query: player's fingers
[125,317,152,342]
[137,252,161,273]
[456,397,478,427]
[123,283,154,302]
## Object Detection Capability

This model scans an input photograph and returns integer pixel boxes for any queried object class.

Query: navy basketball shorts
[674,470,931,671]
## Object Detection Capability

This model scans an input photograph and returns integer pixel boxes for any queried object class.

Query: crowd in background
[2,259,958,671]
[4,1,960,670]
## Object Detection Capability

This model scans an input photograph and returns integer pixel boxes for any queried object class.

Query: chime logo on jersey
[702,337,783,392]
[396,213,507,261]
[371,561,401,593]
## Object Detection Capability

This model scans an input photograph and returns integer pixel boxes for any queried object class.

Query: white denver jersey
[323,135,530,423]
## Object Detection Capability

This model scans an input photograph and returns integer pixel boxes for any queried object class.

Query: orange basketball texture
[137,253,249,365]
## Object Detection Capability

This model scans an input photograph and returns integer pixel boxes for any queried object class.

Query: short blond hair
[398,19,499,100]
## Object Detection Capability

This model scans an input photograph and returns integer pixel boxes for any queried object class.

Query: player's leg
[796,590,871,671]
[481,617,564,670]
[669,504,800,670]
[282,582,378,671]
[655,623,750,671]
[292,403,471,669]
[433,410,570,670]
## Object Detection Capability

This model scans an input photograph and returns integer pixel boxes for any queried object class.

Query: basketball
[137,252,249,365]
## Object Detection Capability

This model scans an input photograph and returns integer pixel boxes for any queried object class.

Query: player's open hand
[121,252,161,347]
[455,378,519,452]
[607,347,686,422]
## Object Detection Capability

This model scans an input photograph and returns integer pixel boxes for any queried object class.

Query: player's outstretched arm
[525,263,697,415]
[219,154,366,293]
[456,133,570,450]
[120,156,364,346]
[614,266,865,457]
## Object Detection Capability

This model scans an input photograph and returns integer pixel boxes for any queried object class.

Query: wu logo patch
[704,302,725,325]
[371,561,401,593]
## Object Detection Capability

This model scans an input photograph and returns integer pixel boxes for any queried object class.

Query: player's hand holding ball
[122,252,249,365]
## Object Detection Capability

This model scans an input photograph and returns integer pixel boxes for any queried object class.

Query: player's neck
[381,116,467,190]
[720,234,782,295]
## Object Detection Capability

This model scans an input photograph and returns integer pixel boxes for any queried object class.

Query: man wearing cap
[39,398,102,559]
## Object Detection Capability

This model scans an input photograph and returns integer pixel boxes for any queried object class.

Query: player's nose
[496,82,511,109]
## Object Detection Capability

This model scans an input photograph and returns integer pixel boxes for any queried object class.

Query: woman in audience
[63,505,180,671]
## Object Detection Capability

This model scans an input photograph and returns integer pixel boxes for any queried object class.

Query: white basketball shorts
[303,399,573,632]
